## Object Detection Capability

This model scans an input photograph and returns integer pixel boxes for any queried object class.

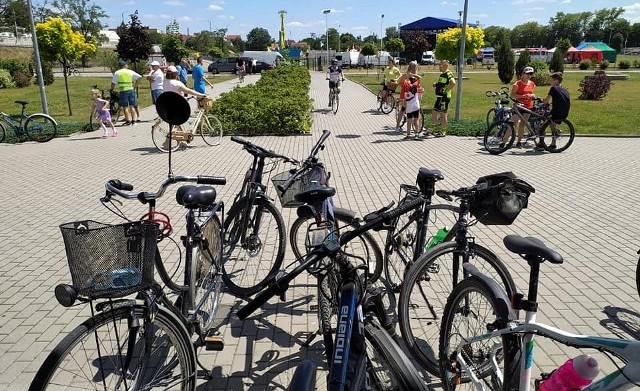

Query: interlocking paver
[0,70,638,390]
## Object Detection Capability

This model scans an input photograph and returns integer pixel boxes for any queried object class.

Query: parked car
[252,60,275,73]
[208,57,238,74]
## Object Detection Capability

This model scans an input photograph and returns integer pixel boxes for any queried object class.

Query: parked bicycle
[29,92,228,391]
[222,136,299,297]
[151,96,223,152]
[398,107,427,136]
[484,87,511,129]
[86,84,121,132]
[484,96,575,154]
[238,197,431,391]
[398,172,534,375]
[0,100,57,143]
[439,235,640,391]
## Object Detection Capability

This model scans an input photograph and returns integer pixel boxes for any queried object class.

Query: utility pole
[26,0,48,115]
[454,0,469,121]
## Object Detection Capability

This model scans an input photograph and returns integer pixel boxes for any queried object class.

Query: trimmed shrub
[633,59,640,68]
[579,71,612,100]
[0,59,29,77]
[599,60,609,70]
[209,63,313,135]
[549,49,565,73]
[529,60,548,73]
[12,70,32,88]
[0,68,16,88]
[618,60,630,69]
[531,68,551,86]
[448,119,486,137]
[578,60,590,70]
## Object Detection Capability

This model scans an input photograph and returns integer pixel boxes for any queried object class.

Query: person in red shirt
[510,66,537,148]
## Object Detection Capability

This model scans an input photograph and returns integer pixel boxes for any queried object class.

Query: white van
[421,51,435,65]
[240,51,284,65]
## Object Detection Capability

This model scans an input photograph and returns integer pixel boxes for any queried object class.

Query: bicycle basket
[198,97,213,109]
[271,166,328,208]
[470,172,535,225]
[59,220,158,299]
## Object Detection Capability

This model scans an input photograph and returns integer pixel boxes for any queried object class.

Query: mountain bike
[238,197,431,391]
[399,173,534,375]
[439,235,640,391]
[222,136,299,297]
[0,100,57,143]
[376,83,396,114]
[151,96,223,152]
[484,97,575,155]
[484,87,511,129]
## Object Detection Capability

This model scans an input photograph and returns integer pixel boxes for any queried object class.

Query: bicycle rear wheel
[152,119,181,152]
[200,114,223,146]
[398,242,516,375]
[484,120,515,155]
[485,108,496,129]
[24,114,57,142]
[380,94,395,114]
[29,304,195,391]
[540,119,575,153]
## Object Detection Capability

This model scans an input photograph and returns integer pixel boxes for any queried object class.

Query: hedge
[209,63,313,135]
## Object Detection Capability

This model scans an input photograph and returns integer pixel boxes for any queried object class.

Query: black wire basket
[59,220,158,299]
[271,170,313,208]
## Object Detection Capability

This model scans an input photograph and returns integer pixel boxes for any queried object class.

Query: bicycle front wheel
[223,197,286,296]
[380,94,395,114]
[190,213,223,333]
[200,114,223,146]
[484,120,515,155]
[332,93,339,114]
[24,114,57,142]
[398,241,516,375]
[540,118,575,153]
[384,204,460,292]
[152,119,181,152]
[29,304,195,391]
[485,108,496,129]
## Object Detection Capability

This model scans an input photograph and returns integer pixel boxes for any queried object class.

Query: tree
[35,16,96,115]
[496,31,515,84]
[162,34,189,64]
[32,0,56,23]
[403,30,429,62]
[185,30,217,54]
[51,0,107,66]
[327,27,339,50]
[549,48,565,73]
[515,49,531,76]
[547,11,591,47]
[229,36,245,52]
[628,23,640,47]
[509,22,548,48]
[385,26,399,39]
[340,32,358,50]
[434,26,484,61]
[246,27,272,50]
[585,7,624,44]
[385,37,404,54]
[116,11,152,65]
[166,19,180,35]
[2,0,30,29]
[360,43,375,56]
[482,25,510,47]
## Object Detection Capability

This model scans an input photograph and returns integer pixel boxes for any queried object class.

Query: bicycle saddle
[503,235,563,264]
[15,100,29,106]
[155,91,190,125]
[294,184,336,205]
[417,167,444,181]
[175,185,217,209]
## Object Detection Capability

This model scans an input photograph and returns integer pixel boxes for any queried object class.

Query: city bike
[327,78,343,114]
[376,84,396,114]
[0,100,57,143]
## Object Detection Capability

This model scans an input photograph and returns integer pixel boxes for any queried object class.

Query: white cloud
[288,21,307,28]
[218,15,235,20]
[208,5,223,11]
[164,0,185,5]
[624,3,640,13]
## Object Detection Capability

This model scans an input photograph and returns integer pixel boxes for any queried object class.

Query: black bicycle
[238,196,430,391]
[0,100,57,143]
[222,136,299,297]
[85,84,121,131]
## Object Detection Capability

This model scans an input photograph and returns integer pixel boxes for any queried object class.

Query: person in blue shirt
[176,58,189,85]
[192,56,213,94]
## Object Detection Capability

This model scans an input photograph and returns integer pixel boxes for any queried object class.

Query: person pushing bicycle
[326,59,345,107]
[540,72,570,151]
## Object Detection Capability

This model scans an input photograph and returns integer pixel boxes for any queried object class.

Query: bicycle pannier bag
[470,172,535,225]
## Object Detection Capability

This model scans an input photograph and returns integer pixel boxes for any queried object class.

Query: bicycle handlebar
[104,175,227,203]
[236,196,424,320]
[277,130,332,193]
[230,136,299,164]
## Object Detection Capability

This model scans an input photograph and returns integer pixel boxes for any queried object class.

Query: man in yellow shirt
[110,59,142,126]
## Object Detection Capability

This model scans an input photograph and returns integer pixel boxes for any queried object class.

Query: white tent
[99,30,119,48]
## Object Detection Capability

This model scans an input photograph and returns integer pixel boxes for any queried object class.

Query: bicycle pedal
[204,333,224,351]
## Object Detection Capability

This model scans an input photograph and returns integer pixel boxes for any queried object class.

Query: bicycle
[238,197,431,391]
[0,100,57,143]
[484,87,511,129]
[398,107,427,137]
[86,85,122,132]
[484,97,575,155]
[439,235,640,391]
[236,65,246,82]
[399,172,535,375]
[151,96,223,152]
[222,136,299,297]
[376,82,396,114]
[29,92,229,391]
[327,78,343,115]
[64,64,80,77]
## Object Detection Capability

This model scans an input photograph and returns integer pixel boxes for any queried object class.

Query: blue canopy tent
[400,17,478,33]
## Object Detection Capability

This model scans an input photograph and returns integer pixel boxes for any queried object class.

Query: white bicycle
[439,235,640,391]
[151,96,223,152]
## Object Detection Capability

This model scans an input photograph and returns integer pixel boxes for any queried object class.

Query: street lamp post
[338,24,340,53]
[454,0,469,121]
[380,14,384,51]
[323,9,331,67]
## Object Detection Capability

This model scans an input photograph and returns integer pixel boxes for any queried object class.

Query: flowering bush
[578,71,612,100]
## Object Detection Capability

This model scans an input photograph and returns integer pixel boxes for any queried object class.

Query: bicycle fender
[28,113,58,126]
[294,205,357,221]
[463,263,518,320]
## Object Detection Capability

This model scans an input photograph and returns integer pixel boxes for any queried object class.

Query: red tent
[566,46,579,63]
[577,46,603,62]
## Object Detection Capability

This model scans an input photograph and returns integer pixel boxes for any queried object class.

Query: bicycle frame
[0,112,26,135]
[509,102,549,140]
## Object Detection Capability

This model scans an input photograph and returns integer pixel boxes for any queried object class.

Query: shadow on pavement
[600,305,640,340]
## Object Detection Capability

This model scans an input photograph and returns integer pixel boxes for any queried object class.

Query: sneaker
[434,131,445,138]
[111,130,118,137]
[101,132,107,138]
[123,121,132,126]
[548,144,557,150]
[515,142,522,148]
[534,145,545,152]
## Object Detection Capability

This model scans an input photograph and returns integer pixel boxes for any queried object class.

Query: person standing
[147,60,164,105]
[110,59,142,126]
[395,61,421,131]
[510,66,536,147]
[192,56,214,94]
[430,60,456,137]
[250,58,257,74]
[540,72,570,150]
[177,58,189,85]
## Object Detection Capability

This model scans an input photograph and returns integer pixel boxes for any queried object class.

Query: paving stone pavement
[0,71,639,391]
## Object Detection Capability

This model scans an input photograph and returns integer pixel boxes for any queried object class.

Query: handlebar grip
[278,170,301,193]
[381,197,423,223]
[237,283,282,320]
[108,179,133,191]
[197,176,226,185]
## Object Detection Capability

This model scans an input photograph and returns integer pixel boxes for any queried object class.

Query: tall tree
[166,19,180,35]
[162,34,189,64]
[434,26,484,61]
[2,0,30,29]
[35,16,95,115]
[51,0,107,46]
[403,30,429,62]
[246,27,272,50]
[510,22,547,48]
[585,7,624,44]
[229,35,245,52]
[116,11,152,65]
[339,32,358,50]
[547,12,591,47]
[496,31,515,84]
[385,37,404,55]
[32,0,56,23]
[515,49,531,76]
[482,25,510,47]
[385,26,399,39]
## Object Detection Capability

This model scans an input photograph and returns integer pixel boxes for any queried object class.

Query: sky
[101,0,640,41]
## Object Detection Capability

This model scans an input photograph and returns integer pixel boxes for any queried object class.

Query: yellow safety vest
[116,70,134,92]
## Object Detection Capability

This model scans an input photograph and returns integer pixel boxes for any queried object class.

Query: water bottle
[539,354,599,391]
[425,227,449,250]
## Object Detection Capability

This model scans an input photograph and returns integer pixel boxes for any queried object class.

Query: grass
[348,69,640,135]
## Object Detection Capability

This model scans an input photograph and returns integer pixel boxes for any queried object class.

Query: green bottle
[425,227,449,250]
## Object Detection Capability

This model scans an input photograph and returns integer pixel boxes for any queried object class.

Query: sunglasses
[525,72,534,75]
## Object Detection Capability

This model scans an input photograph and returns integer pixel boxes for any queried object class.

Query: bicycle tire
[380,94,395,114]
[332,93,339,114]
[200,114,223,146]
[289,213,383,283]
[398,241,516,375]
[29,304,196,391]
[152,119,181,152]
[418,108,425,133]
[365,320,430,391]
[0,121,6,143]
[190,213,223,333]
[222,196,286,296]
[24,114,57,142]
[637,251,640,300]
[484,120,515,155]
[439,276,515,391]
[540,118,575,153]
[485,107,496,129]
[287,360,317,391]
[384,204,460,292]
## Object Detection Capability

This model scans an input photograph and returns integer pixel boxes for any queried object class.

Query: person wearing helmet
[326,59,345,107]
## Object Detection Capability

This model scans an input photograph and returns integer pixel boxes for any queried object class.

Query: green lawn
[348,70,640,135]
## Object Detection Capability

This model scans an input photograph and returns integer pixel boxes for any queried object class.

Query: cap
[150,60,160,66]
[118,59,127,66]
[167,65,178,73]
[523,66,534,74]
[331,59,337,64]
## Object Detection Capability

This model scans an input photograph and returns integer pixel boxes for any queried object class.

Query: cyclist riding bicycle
[326,59,345,106]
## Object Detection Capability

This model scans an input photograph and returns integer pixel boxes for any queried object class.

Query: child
[541,72,570,150]
[91,89,117,137]
[403,76,423,139]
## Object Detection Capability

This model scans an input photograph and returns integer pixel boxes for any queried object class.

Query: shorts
[119,89,137,107]
[151,89,163,105]
[433,96,450,112]
[407,110,420,119]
